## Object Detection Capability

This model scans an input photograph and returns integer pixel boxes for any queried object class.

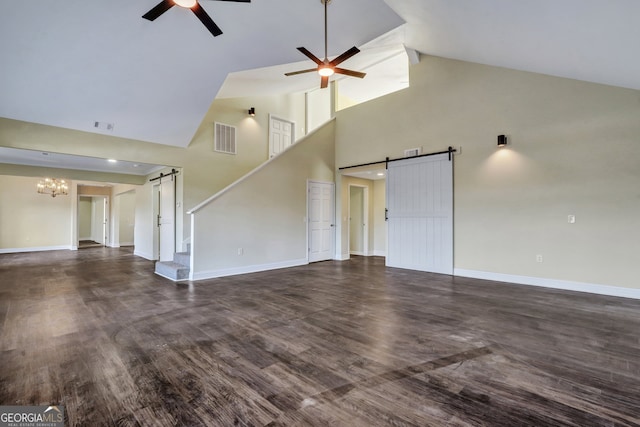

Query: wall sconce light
[497,134,507,147]
[248,107,255,116]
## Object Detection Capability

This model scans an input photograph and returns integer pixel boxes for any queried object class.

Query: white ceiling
[1,0,639,151]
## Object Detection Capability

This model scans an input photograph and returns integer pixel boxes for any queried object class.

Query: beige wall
[0,93,305,256]
[117,191,135,246]
[190,121,335,279]
[0,175,73,251]
[336,55,640,290]
[372,179,386,256]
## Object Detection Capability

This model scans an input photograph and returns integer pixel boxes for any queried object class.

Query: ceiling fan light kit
[173,0,197,7]
[285,0,366,89]
[318,65,335,77]
[142,0,250,38]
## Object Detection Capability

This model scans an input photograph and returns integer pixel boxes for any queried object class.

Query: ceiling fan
[142,0,250,38]
[285,0,366,89]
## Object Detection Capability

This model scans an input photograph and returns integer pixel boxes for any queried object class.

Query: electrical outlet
[536,254,543,263]
[237,248,243,256]
[568,215,576,224]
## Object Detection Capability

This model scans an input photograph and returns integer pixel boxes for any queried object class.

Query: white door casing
[269,115,295,158]
[386,153,453,274]
[308,181,335,263]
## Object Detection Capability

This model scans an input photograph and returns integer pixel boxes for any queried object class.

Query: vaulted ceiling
[1,0,638,149]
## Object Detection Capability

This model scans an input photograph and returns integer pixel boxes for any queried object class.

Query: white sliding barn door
[158,177,176,262]
[386,153,453,274]
[308,181,335,263]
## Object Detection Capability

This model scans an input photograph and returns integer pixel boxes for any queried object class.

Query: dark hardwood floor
[1,248,639,426]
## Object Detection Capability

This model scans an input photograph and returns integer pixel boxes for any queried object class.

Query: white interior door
[308,181,335,263]
[386,153,453,274]
[158,177,175,262]
[269,115,294,158]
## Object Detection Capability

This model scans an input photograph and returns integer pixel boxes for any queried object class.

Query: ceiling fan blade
[285,68,318,77]
[142,0,174,21]
[330,46,360,67]
[334,68,366,79]
[191,3,223,37]
[320,76,329,89]
[297,47,323,65]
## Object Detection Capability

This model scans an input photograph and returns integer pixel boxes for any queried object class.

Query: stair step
[155,260,189,281]
[173,251,191,266]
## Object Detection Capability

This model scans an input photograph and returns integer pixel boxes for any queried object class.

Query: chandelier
[37,178,69,197]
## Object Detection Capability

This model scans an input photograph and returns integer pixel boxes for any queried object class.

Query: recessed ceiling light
[107,159,117,163]
[377,172,385,176]
[133,164,139,168]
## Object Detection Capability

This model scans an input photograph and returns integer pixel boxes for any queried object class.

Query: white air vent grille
[214,122,237,155]
[404,147,421,157]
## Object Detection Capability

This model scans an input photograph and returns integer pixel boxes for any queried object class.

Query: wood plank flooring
[1,248,639,426]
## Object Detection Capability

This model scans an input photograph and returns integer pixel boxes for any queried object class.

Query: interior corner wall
[306,87,332,133]
[372,179,386,256]
[133,178,154,260]
[117,191,135,246]
[335,55,640,291]
[191,120,335,279]
[0,175,73,251]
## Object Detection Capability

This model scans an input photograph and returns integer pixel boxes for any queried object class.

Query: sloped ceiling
[1,0,639,149]
[0,0,404,147]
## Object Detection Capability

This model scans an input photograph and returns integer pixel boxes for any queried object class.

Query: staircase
[154,250,190,282]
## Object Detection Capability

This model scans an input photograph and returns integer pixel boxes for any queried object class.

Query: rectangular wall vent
[404,147,421,157]
[214,122,237,155]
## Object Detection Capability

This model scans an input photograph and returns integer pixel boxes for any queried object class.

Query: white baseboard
[454,268,640,300]
[0,245,72,254]
[191,258,308,281]
[119,242,134,247]
[349,251,386,257]
[134,250,156,261]
[350,251,368,256]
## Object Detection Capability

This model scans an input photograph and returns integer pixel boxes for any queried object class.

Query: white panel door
[269,116,294,158]
[386,153,453,274]
[308,181,335,263]
[159,177,175,262]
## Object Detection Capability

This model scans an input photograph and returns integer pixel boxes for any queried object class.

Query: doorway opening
[269,115,296,158]
[348,184,369,256]
[78,195,108,248]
